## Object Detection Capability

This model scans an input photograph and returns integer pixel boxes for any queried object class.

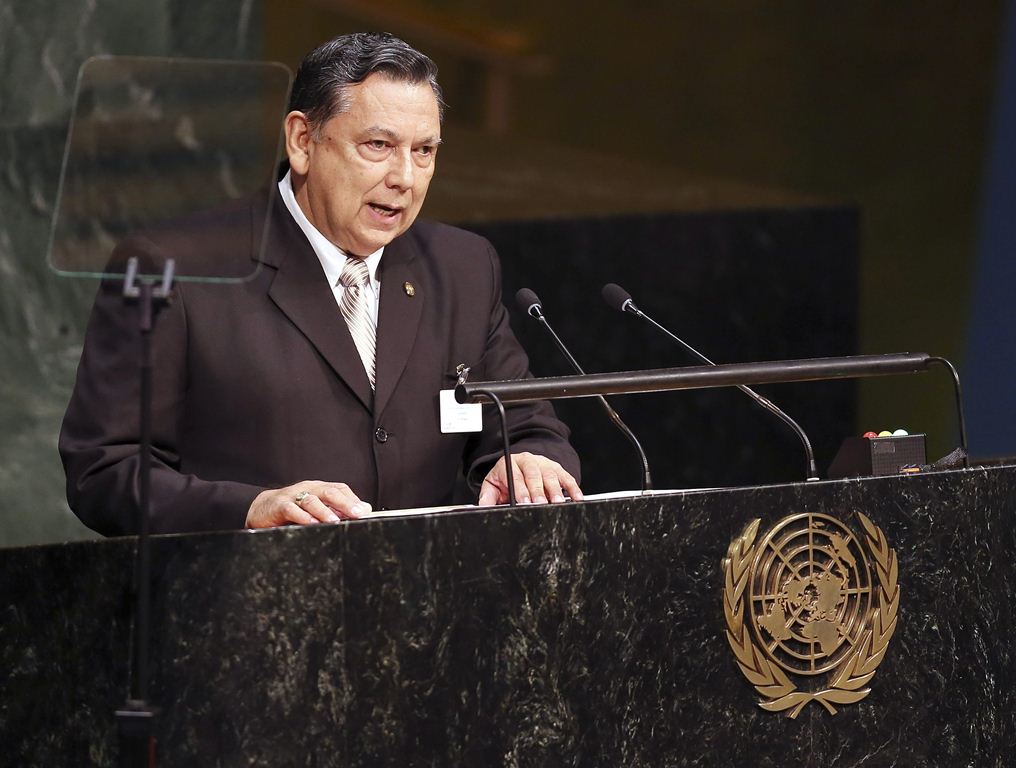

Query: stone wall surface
[0,0,263,547]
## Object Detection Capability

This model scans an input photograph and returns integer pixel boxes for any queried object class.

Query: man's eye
[415,145,435,156]
[367,140,388,150]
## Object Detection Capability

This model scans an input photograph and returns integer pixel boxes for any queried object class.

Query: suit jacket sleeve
[461,241,581,489]
[59,268,262,537]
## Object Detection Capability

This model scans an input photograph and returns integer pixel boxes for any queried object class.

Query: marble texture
[2,465,1014,765]
[0,0,264,547]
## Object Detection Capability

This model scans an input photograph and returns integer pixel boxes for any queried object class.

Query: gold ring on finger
[295,490,310,503]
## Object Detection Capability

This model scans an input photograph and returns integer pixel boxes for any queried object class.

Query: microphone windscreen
[515,287,542,315]
[602,283,632,312]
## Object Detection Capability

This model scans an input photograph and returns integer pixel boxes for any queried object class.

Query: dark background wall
[1,0,1009,546]
[264,0,1007,453]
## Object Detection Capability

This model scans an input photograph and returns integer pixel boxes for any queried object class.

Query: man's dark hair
[288,32,444,135]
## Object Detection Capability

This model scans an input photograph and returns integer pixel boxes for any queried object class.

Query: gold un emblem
[722,512,900,718]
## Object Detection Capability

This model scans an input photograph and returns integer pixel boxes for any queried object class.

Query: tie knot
[340,257,370,289]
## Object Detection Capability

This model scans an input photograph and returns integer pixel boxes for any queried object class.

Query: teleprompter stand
[45,55,294,767]
[114,256,175,768]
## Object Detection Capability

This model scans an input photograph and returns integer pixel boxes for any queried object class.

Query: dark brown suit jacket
[60,193,579,535]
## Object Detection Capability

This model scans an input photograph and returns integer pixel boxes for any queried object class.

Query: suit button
[375,427,388,443]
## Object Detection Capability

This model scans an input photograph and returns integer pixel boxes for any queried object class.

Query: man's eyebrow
[363,126,442,146]
[363,126,400,141]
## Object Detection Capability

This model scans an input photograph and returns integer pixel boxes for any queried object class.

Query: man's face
[288,73,441,255]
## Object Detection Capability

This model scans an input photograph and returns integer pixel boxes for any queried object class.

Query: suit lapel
[374,234,424,416]
[261,195,374,411]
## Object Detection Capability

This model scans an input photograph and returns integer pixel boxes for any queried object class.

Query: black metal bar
[136,280,153,702]
[928,356,970,468]
[456,353,933,405]
[117,256,173,768]
[474,389,516,506]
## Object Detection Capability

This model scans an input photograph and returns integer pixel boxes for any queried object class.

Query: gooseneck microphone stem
[517,289,653,493]
[606,285,819,481]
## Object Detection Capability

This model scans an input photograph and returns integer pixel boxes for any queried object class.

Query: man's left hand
[478,452,583,506]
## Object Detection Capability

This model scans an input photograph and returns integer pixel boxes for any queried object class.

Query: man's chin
[354,222,417,254]
[351,234,397,255]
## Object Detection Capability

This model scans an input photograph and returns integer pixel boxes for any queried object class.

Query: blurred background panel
[0,0,1010,545]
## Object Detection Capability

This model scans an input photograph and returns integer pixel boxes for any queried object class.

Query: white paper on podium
[352,488,714,520]
[243,489,722,531]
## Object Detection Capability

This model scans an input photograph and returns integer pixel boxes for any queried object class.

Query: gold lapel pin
[403,281,416,297]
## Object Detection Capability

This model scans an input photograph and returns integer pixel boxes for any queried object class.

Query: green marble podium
[2,465,1014,765]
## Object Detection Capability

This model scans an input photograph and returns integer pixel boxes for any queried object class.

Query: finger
[301,494,341,523]
[517,457,546,504]
[558,470,584,501]
[478,458,507,506]
[478,477,503,506]
[508,457,534,504]
[281,501,318,526]
[318,484,371,520]
[541,470,565,504]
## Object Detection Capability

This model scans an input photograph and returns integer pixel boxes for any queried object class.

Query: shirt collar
[277,170,383,291]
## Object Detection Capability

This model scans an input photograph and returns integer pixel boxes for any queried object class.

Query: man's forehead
[345,75,439,111]
[324,78,440,139]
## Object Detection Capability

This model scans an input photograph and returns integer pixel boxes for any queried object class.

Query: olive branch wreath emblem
[721,513,900,718]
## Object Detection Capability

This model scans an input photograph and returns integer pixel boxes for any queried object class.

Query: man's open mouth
[368,203,402,218]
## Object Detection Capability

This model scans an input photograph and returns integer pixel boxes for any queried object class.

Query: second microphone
[515,288,654,493]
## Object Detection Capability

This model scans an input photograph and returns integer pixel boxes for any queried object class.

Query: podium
[3,465,1014,764]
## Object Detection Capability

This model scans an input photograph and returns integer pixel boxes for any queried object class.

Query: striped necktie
[339,256,376,389]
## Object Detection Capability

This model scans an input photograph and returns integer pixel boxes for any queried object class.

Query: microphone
[515,288,653,492]
[602,283,820,481]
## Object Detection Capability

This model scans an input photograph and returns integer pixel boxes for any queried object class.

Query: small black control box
[827,434,927,479]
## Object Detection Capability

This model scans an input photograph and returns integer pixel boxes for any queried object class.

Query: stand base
[116,701,159,768]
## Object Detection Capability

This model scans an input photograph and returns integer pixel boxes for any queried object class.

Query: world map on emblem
[749,513,874,675]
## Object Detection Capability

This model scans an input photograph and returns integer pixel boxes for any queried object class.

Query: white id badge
[440,389,483,433]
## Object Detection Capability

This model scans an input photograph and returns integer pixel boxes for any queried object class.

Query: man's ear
[283,111,313,175]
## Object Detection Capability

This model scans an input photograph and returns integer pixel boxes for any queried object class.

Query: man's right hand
[245,481,371,528]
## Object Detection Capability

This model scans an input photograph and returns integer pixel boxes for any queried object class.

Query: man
[60,32,582,536]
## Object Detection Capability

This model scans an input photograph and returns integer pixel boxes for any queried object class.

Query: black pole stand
[474,389,517,507]
[115,256,175,768]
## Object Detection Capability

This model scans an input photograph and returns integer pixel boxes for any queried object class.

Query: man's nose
[386,149,414,189]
